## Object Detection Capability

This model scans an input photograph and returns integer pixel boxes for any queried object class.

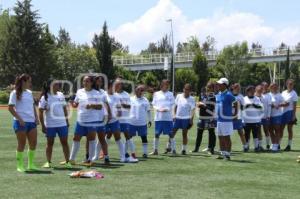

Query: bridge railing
[113,46,300,66]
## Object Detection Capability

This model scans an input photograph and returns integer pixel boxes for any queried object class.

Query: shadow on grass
[230,159,256,164]
[25,170,53,174]
[188,153,212,158]
[91,162,124,169]
[53,167,82,171]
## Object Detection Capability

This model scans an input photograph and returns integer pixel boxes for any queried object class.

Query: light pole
[167,19,175,93]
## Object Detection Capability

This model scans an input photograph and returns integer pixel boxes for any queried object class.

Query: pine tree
[57,27,71,47]
[92,21,114,79]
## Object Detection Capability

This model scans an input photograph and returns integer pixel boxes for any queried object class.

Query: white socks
[88,140,96,161]
[288,140,293,146]
[254,138,259,148]
[116,140,125,159]
[126,139,136,154]
[182,145,187,151]
[93,141,102,161]
[70,141,80,161]
[265,136,271,146]
[170,138,176,151]
[143,143,148,155]
[153,138,159,150]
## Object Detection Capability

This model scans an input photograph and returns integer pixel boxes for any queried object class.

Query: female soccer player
[38,79,71,168]
[105,80,126,162]
[192,82,216,155]
[269,83,285,152]
[255,84,271,150]
[281,79,298,151]
[129,85,152,158]
[243,86,263,152]
[261,82,272,149]
[173,84,195,155]
[231,83,247,151]
[69,76,102,166]
[216,78,237,160]
[91,75,111,164]
[150,80,175,155]
[8,74,39,172]
[115,77,138,162]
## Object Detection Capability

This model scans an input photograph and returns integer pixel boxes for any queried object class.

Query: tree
[141,71,159,88]
[215,42,249,84]
[192,50,208,93]
[92,21,114,79]
[284,47,290,83]
[175,68,198,92]
[57,27,71,47]
[0,0,55,88]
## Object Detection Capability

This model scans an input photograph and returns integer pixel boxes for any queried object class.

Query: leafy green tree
[141,71,159,88]
[57,27,71,47]
[0,0,56,88]
[192,50,208,93]
[92,21,114,79]
[215,42,249,84]
[175,68,198,92]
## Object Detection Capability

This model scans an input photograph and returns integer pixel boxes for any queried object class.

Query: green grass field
[1,109,300,199]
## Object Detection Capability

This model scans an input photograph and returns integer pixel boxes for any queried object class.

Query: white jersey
[175,94,196,119]
[9,89,35,122]
[130,96,151,126]
[97,89,108,122]
[281,90,298,113]
[233,93,245,120]
[259,93,272,119]
[270,92,284,117]
[115,91,131,124]
[74,88,102,123]
[105,92,121,124]
[39,92,67,128]
[152,90,175,121]
[243,96,263,123]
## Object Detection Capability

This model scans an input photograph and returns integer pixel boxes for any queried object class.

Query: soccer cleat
[17,166,26,173]
[149,151,158,155]
[224,156,231,161]
[266,145,270,150]
[120,157,126,163]
[104,157,110,164]
[208,148,215,155]
[64,162,72,169]
[190,149,199,153]
[62,160,76,165]
[128,156,139,163]
[181,150,187,155]
[284,145,291,152]
[172,150,177,155]
[82,161,93,167]
[142,154,148,158]
[164,148,171,154]
[202,148,209,152]
[42,162,52,168]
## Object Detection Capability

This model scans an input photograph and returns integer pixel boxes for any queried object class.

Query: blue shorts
[173,119,191,130]
[120,123,130,133]
[46,126,68,138]
[233,119,244,130]
[281,111,294,125]
[129,125,147,137]
[105,121,120,133]
[13,120,36,133]
[261,118,270,126]
[270,116,282,125]
[155,121,173,136]
[75,121,101,136]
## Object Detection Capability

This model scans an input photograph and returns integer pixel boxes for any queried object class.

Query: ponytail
[40,79,53,101]
[15,74,31,100]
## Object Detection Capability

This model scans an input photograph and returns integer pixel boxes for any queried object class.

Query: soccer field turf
[1,109,300,199]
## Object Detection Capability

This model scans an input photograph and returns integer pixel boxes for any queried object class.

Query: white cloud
[105,0,300,53]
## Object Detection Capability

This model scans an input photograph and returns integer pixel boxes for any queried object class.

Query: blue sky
[1,0,300,53]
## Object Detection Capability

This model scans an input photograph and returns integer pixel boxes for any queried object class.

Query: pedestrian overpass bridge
[112,46,300,71]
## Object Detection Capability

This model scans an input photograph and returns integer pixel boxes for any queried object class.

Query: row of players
[7,74,297,172]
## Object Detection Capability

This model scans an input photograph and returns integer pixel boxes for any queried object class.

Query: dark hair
[40,79,54,101]
[93,75,105,90]
[108,79,115,88]
[15,74,31,100]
